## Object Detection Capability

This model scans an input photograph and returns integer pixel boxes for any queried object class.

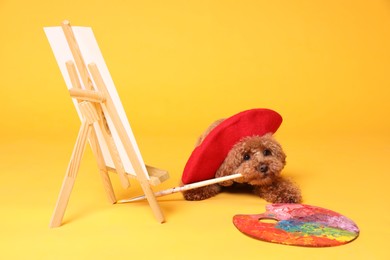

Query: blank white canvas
[44,26,149,180]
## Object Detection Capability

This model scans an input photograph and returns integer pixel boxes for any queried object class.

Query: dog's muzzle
[258,164,269,174]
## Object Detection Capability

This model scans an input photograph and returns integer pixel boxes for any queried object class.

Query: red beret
[181,109,282,184]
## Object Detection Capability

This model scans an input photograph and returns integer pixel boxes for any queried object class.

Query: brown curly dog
[182,120,302,203]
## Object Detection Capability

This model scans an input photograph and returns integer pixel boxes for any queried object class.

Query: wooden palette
[233,204,359,247]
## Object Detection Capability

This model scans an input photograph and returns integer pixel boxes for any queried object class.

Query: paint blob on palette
[233,204,359,247]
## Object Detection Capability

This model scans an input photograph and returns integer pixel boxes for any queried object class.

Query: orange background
[1,0,389,259]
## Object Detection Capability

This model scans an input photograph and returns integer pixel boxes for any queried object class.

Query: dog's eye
[243,154,251,160]
[263,149,272,156]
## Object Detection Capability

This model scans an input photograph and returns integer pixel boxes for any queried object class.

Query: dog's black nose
[258,164,268,173]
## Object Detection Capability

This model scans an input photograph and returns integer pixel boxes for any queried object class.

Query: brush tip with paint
[117,195,146,203]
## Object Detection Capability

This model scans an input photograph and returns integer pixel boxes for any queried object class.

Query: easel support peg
[69,88,106,103]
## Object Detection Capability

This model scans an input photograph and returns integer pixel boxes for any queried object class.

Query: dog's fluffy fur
[182,119,302,203]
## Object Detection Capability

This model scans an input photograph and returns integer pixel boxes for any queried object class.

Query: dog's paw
[275,193,302,204]
[182,184,221,201]
[253,179,302,204]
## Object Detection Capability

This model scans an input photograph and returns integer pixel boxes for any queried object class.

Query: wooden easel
[48,21,168,227]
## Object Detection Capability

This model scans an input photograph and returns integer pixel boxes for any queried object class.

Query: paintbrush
[117,173,243,203]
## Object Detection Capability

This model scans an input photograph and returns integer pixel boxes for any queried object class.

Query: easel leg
[98,168,117,204]
[139,182,165,223]
[89,129,117,204]
[49,121,91,228]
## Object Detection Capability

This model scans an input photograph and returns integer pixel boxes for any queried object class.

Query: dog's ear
[215,159,236,186]
[215,158,236,178]
[215,143,246,185]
